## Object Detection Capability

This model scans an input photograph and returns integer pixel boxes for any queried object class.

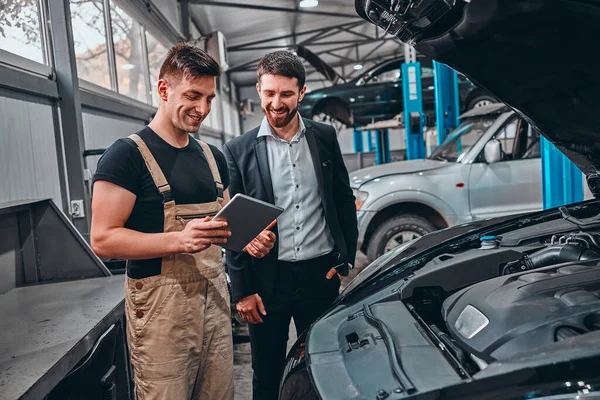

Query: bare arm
[90,181,230,260]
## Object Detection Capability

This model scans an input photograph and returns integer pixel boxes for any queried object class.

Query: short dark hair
[257,51,306,88]
[159,42,222,83]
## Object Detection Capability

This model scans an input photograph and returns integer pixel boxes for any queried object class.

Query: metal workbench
[0,199,130,400]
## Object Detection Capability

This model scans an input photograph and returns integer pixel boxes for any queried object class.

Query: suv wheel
[366,215,436,262]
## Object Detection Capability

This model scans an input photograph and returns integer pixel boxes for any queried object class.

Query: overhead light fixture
[122,63,135,70]
[353,64,363,70]
[299,0,318,7]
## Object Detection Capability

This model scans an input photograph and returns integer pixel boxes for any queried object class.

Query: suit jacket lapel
[304,121,326,205]
[254,136,275,204]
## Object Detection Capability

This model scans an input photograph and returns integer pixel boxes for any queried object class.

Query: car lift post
[353,127,364,152]
[366,130,374,151]
[541,137,583,209]
[433,60,460,144]
[402,44,426,160]
[375,129,391,164]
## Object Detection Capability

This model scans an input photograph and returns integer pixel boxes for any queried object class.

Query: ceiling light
[122,63,135,70]
[353,64,363,70]
[299,0,318,7]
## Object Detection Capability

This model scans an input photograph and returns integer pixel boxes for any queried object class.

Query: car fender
[367,189,459,227]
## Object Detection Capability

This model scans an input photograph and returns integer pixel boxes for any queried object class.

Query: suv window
[429,116,495,162]
[480,116,540,161]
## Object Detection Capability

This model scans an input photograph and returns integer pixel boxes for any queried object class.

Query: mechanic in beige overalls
[90,43,276,400]
[125,134,232,399]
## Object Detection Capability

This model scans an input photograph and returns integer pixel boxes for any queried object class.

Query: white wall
[337,127,407,154]
[0,95,64,208]
[238,86,263,133]
[81,109,147,175]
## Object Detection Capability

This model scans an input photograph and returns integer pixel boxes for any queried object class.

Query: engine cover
[442,263,600,363]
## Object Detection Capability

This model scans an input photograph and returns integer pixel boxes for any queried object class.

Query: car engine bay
[404,207,600,377]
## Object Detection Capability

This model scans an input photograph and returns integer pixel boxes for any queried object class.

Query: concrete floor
[232,252,369,400]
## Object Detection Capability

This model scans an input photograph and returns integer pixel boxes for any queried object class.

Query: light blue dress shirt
[257,114,335,262]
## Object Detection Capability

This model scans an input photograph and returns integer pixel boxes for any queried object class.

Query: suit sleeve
[222,143,255,302]
[329,126,359,267]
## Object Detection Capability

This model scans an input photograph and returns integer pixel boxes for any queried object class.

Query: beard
[263,104,298,128]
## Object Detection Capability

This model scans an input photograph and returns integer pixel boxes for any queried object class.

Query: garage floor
[232,252,369,399]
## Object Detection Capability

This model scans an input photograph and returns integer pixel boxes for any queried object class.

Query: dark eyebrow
[183,90,216,98]
[183,90,203,96]
[264,90,296,95]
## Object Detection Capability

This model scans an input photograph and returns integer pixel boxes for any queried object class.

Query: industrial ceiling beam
[229,36,397,72]
[228,20,364,50]
[338,26,373,40]
[229,25,356,52]
[189,1,359,18]
[325,51,355,62]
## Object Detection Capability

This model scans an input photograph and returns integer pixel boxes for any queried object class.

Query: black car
[298,56,497,128]
[280,0,600,399]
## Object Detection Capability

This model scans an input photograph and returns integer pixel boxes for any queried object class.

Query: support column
[48,0,91,235]
[541,137,583,209]
[374,129,390,165]
[180,0,191,40]
[433,60,460,144]
[353,127,364,153]
[366,130,374,152]
[401,44,425,160]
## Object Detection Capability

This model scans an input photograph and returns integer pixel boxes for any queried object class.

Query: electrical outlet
[70,200,85,218]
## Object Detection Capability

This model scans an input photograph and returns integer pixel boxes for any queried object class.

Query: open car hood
[355,0,600,197]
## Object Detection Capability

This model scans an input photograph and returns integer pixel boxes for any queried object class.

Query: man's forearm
[92,228,183,260]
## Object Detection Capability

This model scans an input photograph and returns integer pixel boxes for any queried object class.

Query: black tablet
[213,194,284,252]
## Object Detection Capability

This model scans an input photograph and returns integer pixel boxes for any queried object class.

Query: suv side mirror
[484,140,502,163]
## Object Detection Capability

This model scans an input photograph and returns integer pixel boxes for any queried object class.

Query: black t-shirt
[92,126,229,279]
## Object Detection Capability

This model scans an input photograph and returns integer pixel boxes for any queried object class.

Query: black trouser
[248,253,340,400]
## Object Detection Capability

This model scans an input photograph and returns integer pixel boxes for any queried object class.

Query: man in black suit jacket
[223,51,358,400]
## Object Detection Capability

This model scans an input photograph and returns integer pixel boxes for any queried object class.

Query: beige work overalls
[124,133,234,400]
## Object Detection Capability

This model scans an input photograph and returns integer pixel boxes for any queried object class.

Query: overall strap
[196,140,224,201]
[128,134,175,206]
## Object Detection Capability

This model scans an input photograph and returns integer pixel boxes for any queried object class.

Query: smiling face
[157,74,216,134]
[257,74,306,129]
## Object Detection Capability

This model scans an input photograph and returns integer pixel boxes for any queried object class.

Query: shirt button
[296,205,299,209]
[136,310,144,318]
[293,164,296,167]
[297,248,300,251]
[296,227,300,230]
[296,185,299,189]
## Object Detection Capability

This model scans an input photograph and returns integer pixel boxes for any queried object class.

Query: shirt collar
[257,113,306,142]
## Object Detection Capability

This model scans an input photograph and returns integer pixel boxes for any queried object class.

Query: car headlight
[280,331,315,399]
[353,189,369,210]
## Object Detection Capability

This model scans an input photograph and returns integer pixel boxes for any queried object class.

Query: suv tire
[367,214,436,262]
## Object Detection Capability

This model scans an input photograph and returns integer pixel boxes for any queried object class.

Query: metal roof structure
[188,0,419,88]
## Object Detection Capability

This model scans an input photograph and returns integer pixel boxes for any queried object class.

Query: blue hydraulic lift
[353,127,364,153]
[354,126,390,165]
[541,137,583,209]
[432,60,460,145]
[401,45,426,160]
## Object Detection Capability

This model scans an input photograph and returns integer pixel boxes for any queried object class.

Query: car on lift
[353,102,542,262]
[279,0,600,399]
[298,56,497,129]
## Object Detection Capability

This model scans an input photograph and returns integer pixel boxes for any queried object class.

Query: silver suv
[352,103,543,262]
